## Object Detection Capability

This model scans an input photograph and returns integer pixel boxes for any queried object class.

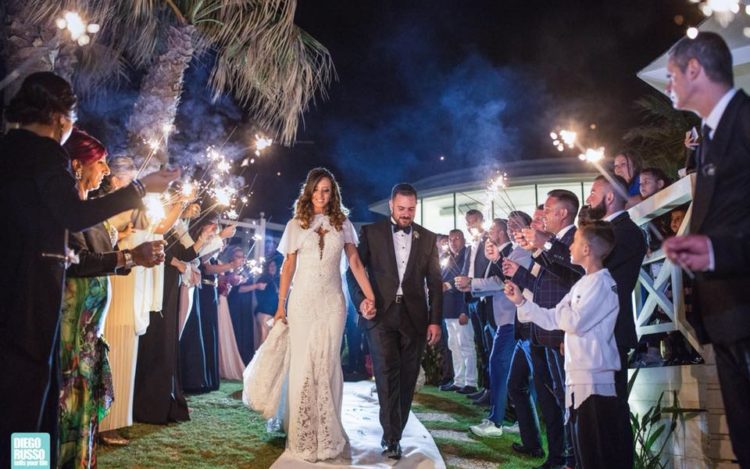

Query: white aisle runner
[270,381,446,469]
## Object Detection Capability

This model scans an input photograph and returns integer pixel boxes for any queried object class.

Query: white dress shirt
[392,221,413,295]
[704,88,737,138]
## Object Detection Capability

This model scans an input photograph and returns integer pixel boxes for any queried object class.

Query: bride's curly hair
[293,167,349,231]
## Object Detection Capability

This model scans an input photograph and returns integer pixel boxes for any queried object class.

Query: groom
[348,183,443,459]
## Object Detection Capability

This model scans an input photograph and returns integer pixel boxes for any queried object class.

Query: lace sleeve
[343,219,358,246]
[277,219,301,255]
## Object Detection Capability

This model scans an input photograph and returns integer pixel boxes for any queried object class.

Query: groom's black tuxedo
[349,219,443,331]
[347,218,443,445]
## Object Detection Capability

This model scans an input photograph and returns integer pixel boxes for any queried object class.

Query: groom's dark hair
[391,183,418,200]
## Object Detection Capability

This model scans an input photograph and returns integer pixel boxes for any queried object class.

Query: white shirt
[467,232,485,277]
[555,223,576,241]
[517,269,620,410]
[392,220,413,295]
[604,210,625,222]
[704,88,737,138]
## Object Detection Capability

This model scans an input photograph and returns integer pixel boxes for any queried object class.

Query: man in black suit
[348,183,443,460]
[662,32,750,467]
[586,174,648,467]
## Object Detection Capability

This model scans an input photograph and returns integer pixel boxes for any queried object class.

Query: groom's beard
[391,214,413,228]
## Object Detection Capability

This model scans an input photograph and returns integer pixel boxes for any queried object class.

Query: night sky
[243,0,702,224]
[49,1,703,225]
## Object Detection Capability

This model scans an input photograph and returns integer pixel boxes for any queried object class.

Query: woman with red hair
[58,129,165,468]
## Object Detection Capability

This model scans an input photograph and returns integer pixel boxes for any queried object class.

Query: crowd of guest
[0,72,284,469]
[2,30,749,469]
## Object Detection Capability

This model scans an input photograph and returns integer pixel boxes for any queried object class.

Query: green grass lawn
[413,385,546,469]
[98,381,547,468]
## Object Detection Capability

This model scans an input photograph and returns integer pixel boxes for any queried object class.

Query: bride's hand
[273,307,287,325]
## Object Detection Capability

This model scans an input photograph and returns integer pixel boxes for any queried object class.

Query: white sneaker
[503,422,520,434]
[469,419,503,438]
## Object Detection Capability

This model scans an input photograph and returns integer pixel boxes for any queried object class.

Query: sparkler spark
[255,135,273,152]
[578,147,605,163]
[56,11,98,46]
[144,195,166,224]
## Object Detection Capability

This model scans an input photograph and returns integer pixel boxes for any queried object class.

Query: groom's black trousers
[366,301,426,443]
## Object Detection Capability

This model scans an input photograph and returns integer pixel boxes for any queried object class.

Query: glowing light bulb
[687,27,699,39]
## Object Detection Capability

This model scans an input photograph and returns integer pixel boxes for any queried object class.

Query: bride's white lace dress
[244,213,357,462]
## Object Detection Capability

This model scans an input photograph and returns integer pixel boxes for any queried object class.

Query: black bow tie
[392,223,412,234]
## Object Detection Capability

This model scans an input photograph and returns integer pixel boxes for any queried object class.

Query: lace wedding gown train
[244,214,357,462]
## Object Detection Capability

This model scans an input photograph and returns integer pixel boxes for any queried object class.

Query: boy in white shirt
[505,220,627,468]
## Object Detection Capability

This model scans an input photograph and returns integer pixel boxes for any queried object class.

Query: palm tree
[7,0,334,164]
[622,93,700,178]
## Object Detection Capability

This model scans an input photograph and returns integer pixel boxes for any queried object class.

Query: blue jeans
[487,324,515,425]
[508,339,543,450]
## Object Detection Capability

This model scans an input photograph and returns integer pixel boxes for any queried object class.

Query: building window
[420,193,455,235]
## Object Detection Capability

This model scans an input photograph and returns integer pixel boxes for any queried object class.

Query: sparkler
[55,11,99,46]
[255,135,273,155]
[551,127,694,278]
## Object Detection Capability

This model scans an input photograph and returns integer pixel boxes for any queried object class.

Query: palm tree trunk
[127,24,195,167]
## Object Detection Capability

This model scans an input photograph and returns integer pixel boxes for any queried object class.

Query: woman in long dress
[271,167,376,462]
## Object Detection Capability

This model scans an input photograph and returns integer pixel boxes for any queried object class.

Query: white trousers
[446,318,478,387]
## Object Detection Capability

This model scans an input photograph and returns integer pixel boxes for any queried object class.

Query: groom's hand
[426,324,441,346]
[360,298,377,320]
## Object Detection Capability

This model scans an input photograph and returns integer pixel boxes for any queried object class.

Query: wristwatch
[123,249,136,269]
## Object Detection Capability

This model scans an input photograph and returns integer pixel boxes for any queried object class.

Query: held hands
[454,276,471,292]
[503,280,524,305]
[140,168,181,193]
[426,324,441,346]
[663,235,711,271]
[502,258,520,278]
[132,240,167,267]
[360,298,377,320]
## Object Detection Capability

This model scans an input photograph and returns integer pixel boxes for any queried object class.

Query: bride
[248,167,376,462]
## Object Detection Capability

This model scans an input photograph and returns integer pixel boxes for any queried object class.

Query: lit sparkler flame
[213,186,235,206]
[144,194,166,224]
[226,209,239,219]
[217,160,231,173]
[578,147,605,163]
[253,233,263,241]
[255,135,273,152]
[56,11,98,46]
[440,257,449,268]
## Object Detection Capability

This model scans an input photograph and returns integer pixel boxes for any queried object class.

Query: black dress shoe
[382,441,402,459]
[439,382,460,392]
[466,388,486,399]
[472,391,491,406]
[511,442,545,458]
[455,385,478,394]
[437,377,453,387]
[470,389,489,401]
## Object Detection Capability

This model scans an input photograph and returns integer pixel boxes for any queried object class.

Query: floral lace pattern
[284,214,350,461]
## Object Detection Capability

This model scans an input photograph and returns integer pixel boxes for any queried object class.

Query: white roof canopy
[638,15,750,93]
